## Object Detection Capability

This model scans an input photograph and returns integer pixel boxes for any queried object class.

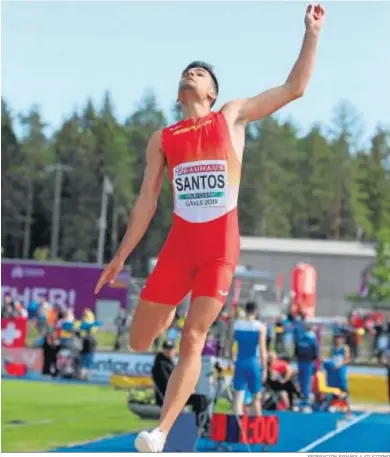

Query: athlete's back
[234,318,263,360]
[233,317,265,396]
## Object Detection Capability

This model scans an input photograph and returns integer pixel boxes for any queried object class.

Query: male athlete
[232,301,267,416]
[95,4,325,452]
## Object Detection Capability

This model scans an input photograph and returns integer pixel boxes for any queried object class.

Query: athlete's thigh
[132,258,193,350]
[233,361,247,392]
[246,360,263,395]
[129,299,176,351]
[191,261,235,304]
[140,255,193,306]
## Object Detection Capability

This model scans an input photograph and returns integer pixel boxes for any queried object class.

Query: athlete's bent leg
[158,296,224,434]
[129,299,176,352]
[135,263,234,452]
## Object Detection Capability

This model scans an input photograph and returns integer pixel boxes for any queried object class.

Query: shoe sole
[135,432,157,453]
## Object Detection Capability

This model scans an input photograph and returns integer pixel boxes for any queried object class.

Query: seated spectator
[267,352,300,409]
[312,363,351,413]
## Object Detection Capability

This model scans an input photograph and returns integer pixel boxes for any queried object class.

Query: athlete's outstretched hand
[305,4,325,33]
[94,256,124,295]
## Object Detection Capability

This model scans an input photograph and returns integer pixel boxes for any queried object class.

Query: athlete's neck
[180,101,211,121]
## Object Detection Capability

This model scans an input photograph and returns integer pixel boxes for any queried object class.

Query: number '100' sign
[211,413,279,445]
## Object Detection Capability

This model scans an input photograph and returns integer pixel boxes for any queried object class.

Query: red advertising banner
[1,347,43,377]
[1,317,28,348]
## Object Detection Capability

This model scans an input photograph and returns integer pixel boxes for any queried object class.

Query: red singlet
[140,111,242,305]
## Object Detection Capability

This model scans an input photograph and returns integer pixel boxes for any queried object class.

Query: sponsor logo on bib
[173,160,228,209]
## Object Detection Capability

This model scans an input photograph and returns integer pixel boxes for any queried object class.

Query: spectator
[80,327,97,381]
[267,352,300,409]
[152,340,176,406]
[202,331,218,356]
[274,316,285,354]
[42,329,59,378]
[151,340,207,426]
[381,343,390,404]
[266,321,274,351]
[2,295,16,318]
[113,308,128,351]
[295,324,319,411]
[328,334,350,393]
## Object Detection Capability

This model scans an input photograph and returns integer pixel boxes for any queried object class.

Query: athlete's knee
[129,328,154,352]
[129,334,150,352]
[179,327,208,358]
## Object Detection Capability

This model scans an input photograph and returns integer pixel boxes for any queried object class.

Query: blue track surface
[53,412,390,453]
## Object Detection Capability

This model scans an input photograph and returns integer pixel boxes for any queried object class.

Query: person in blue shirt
[232,301,267,415]
[328,333,350,393]
[295,323,319,410]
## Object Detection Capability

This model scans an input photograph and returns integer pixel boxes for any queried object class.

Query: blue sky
[2,1,390,143]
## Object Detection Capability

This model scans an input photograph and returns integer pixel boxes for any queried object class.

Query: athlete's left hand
[305,4,326,34]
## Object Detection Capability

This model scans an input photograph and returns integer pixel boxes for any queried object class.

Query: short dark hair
[245,301,258,315]
[162,340,175,350]
[181,61,219,106]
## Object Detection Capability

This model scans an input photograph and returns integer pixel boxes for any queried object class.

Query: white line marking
[298,412,372,452]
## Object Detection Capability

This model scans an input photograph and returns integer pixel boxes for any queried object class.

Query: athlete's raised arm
[223,4,325,125]
[95,131,165,294]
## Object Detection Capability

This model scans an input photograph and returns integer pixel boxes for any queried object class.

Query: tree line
[2,93,390,277]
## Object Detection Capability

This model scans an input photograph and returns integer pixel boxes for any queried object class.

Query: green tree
[329,102,367,239]
[1,99,24,257]
[125,92,168,275]
[367,228,390,306]
[354,128,390,239]
[19,107,51,258]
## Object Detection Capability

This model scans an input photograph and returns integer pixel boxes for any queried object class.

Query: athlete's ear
[208,89,217,106]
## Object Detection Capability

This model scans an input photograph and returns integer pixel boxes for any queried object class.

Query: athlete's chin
[180,82,197,92]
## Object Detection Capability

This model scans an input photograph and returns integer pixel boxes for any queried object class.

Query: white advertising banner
[90,352,155,382]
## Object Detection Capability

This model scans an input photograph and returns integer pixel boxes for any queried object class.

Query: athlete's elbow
[291,86,305,99]
[286,82,305,99]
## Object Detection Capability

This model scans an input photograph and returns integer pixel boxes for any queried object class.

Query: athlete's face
[178,67,217,105]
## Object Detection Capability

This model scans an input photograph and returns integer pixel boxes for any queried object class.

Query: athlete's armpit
[222,84,301,125]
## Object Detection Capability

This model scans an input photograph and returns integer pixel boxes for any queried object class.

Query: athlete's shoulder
[258,321,267,333]
[148,130,163,150]
[234,319,262,332]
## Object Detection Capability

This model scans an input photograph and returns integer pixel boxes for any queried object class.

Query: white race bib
[173,160,228,210]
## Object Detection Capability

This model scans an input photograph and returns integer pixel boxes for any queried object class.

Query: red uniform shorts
[140,210,240,306]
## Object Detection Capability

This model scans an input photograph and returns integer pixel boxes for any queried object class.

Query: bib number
[173,160,228,209]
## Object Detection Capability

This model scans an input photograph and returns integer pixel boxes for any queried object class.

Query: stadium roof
[240,236,376,257]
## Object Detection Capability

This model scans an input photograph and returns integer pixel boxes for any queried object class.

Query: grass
[1,379,230,452]
[1,380,156,452]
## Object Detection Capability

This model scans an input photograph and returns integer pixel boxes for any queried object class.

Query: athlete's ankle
[156,424,170,435]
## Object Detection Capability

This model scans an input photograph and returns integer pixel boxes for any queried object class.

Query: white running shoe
[135,428,167,453]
